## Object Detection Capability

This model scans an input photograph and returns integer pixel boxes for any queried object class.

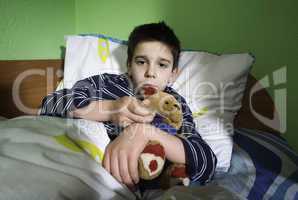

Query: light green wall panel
[0,0,75,60]
[75,0,298,151]
[75,0,168,39]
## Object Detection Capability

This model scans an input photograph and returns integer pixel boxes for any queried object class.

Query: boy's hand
[110,96,154,127]
[103,123,152,189]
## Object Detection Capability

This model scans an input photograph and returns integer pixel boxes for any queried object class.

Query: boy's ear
[127,61,132,74]
[171,67,180,82]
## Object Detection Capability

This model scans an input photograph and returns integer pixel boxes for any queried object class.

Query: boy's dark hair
[127,21,181,70]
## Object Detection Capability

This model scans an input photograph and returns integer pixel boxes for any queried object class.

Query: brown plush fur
[138,91,188,188]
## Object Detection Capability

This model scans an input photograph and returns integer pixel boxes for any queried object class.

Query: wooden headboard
[0,60,63,118]
[0,59,280,134]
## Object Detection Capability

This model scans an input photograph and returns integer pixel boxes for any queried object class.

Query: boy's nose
[144,66,156,78]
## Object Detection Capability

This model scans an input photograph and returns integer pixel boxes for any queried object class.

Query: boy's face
[128,41,178,96]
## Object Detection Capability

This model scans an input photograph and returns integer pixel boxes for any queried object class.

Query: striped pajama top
[40,73,217,185]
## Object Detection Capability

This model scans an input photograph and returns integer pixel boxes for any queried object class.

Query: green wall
[0,0,75,60]
[75,0,298,151]
[1,0,298,151]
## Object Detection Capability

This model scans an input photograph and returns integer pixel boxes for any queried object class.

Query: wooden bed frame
[0,59,280,134]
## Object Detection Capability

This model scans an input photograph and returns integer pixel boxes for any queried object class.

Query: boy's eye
[159,63,169,68]
[136,60,145,65]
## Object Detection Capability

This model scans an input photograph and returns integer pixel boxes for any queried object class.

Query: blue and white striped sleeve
[176,95,217,184]
[40,75,108,117]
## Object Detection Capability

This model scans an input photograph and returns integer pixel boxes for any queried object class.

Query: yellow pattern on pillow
[53,134,105,163]
[98,38,110,63]
[193,107,209,118]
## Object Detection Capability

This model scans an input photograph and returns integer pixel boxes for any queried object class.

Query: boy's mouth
[142,84,158,96]
[135,84,158,100]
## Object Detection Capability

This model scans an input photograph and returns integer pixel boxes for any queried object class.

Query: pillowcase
[66,118,111,163]
[63,35,127,88]
[63,34,254,172]
[174,51,254,171]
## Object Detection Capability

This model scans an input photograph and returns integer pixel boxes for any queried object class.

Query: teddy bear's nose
[173,104,180,110]
[163,100,173,111]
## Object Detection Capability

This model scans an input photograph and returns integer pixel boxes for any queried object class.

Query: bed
[0,56,297,200]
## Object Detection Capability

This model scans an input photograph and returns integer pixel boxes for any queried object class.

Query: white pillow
[63,35,127,88]
[66,119,110,163]
[63,35,254,172]
[174,51,254,172]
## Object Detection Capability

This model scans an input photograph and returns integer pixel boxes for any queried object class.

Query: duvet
[0,116,297,200]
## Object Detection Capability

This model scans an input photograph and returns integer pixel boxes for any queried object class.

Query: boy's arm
[147,121,217,185]
[40,76,104,117]
[145,126,186,163]
[40,74,153,124]
[40,88,74,117]
[176,97,217,184]
[72,97,153,124]
[70,100,113,121]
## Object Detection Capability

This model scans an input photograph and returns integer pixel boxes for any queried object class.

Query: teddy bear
[138,86,190,189]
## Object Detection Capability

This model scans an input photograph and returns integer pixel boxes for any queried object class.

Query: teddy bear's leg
[138,140,166,180]
[160,163,190,189]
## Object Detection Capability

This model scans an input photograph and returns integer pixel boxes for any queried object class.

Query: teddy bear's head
[143,91,182,130]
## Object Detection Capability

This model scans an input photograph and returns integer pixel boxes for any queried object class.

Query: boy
[40,22,217,190]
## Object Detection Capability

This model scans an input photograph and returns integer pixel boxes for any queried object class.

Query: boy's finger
[136,106,152,116]
[111,152,122,183]
[143,113,155,122]
[103,151,110,173]
[126,112,147,123]
[128,153,139,184]
[120,118,133,128]
[119,152,134,187]
[142,99,151,106]
[128,113,154,124]
[130,100,152,116]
